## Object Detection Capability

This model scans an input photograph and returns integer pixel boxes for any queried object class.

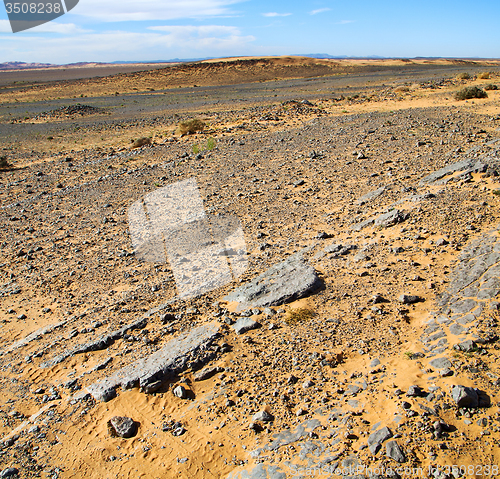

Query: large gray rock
[87,322,220,401]
[419,158,487,185]
[374,209,408,228]
[386,440,406,462]
[367,426,392,454]
[451,385,479,408]
[356,186,385,205]
[232,317,260,334]
[223,254,322,309]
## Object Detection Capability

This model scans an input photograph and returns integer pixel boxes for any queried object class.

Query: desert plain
[1,56,500,478]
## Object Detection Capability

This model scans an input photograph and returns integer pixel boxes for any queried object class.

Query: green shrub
[456,72,471,80]
[454,86,488,100]
[192,144,200,155]
[484,84,498,91]
[177,119,206,136]
[206,137,216,150]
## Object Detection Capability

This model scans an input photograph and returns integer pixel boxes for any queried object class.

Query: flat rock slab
[87,322,220,401]
[232,317,260,334]
[419,158,487,185]
[367,426,392,454]
[223,254,322,310]
[356,186,385,205]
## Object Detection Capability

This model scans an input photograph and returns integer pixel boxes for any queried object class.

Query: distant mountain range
[0,55,490,71]
[0,61,110,70]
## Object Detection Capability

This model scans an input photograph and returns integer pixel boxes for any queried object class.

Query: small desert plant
[484,84,498,91]
[177,119,206,136]
[394,86,410,93]
[454,86,488,101]
[478,72,490,79]
[206,137,216,150]
[192,137,216,155]
[131,137,152,149]
[285,307,314,325]
[456,72,471,80]
[0,155,11,169]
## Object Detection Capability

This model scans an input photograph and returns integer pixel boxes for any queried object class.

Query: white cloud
[310,8,331,15]
[0,27,256,63]
[262,12,292,17]
[0,20,12,33]
[28,22,91,34]
[72,0,246,22]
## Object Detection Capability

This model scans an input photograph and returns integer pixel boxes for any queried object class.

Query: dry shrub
[131,137,152,149]
[394,86,410,93]
[0,155,11,169]
[484,84,498,91]
[478,72,490,79]
[456,72,471,80]
[177,119,206,136]
[454,86,488,100]
[285,308,314,325]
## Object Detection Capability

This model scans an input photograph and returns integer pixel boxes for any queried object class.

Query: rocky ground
[1,58,500,479]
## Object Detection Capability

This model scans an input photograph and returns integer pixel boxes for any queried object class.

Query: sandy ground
[1,57,500,478]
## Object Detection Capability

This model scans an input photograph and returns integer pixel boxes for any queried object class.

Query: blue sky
[0,0,499,64]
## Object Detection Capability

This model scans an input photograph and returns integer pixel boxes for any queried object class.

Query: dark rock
[407,385,423,397]
[398,294,421,304]
[108,416,138,438]
[367,426,392,454]
[0,469,19,478]
[451,385,479,408]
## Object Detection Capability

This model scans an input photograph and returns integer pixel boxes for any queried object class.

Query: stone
[398,294,421,304]
[367,426,392,454]
[419,158,487,185]
[407,385,422,397]
[386,440,406,462]
[356,186,385,205]
[0,469,19,479]
[451,385,479,408]
[224,253,322,310]
[430,357,452,370]
[454,339,477,352]
[232,317,260,334]
[252,411,274,422]
[108,416,138,438]
[194,366,224,381]
[87,322,220,401]
[374,209,407,228]
[173,385,188,399]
